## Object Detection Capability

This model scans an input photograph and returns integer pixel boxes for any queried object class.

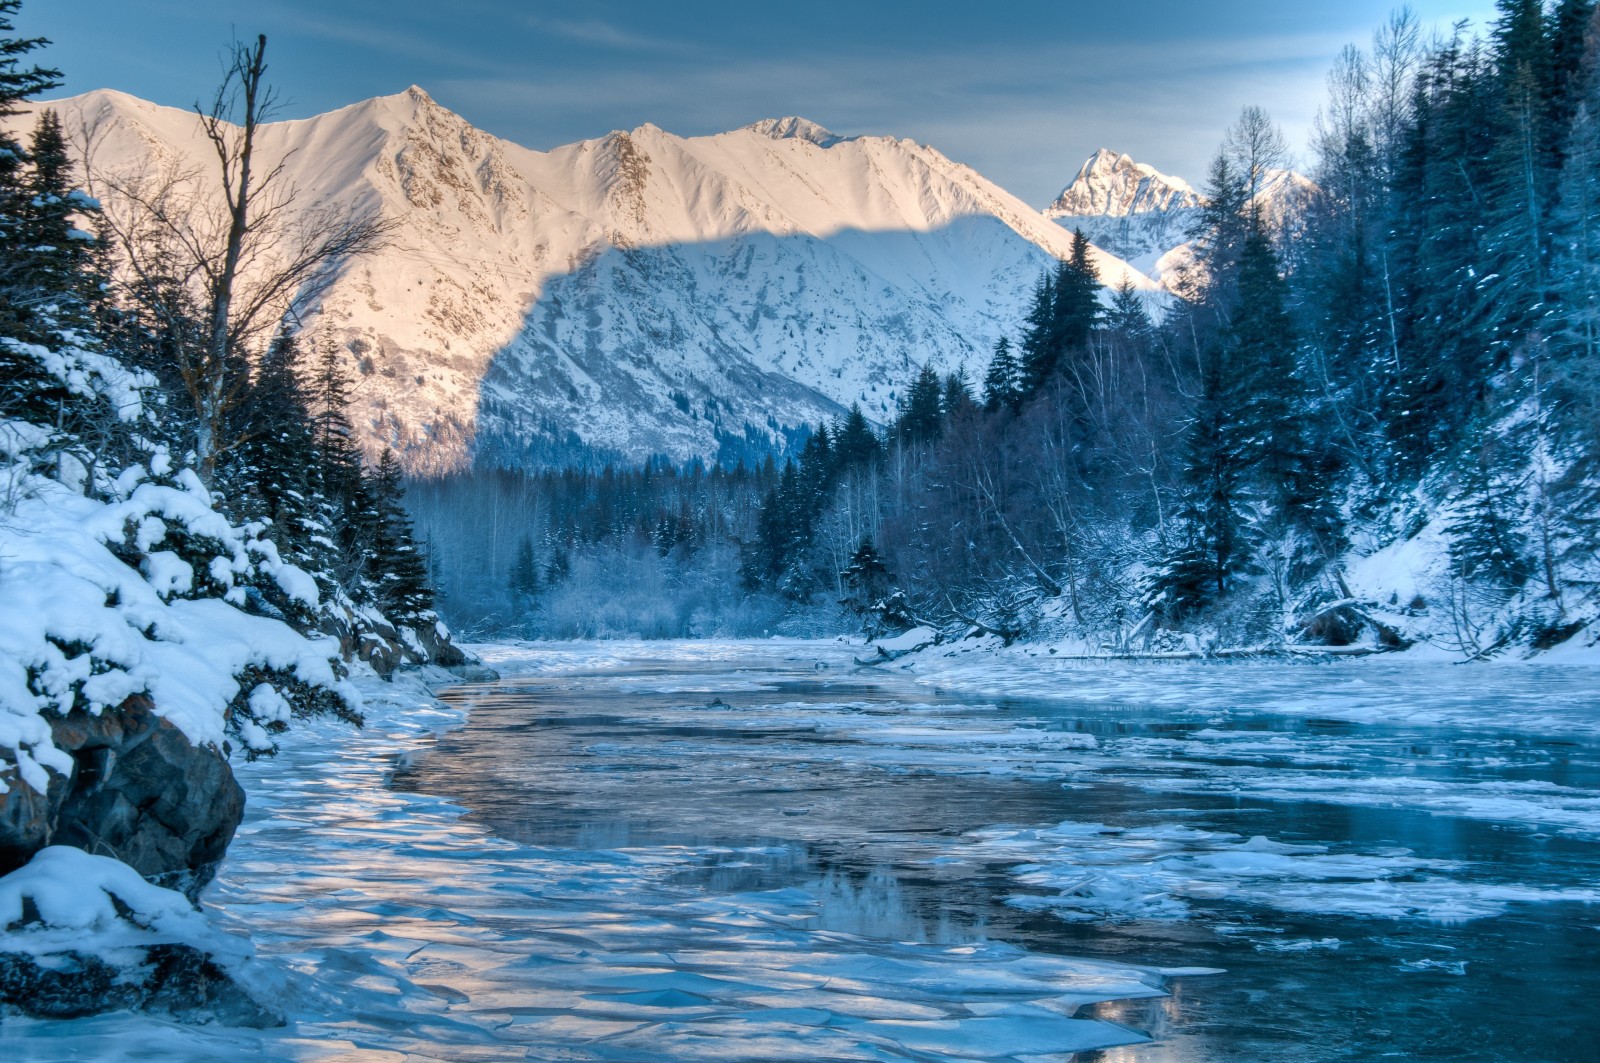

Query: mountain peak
[744,116,846,148]
[1047,149,1200,218]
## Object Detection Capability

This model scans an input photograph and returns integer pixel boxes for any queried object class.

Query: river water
[391,641,1600,1062]
[5,640,1599,1062]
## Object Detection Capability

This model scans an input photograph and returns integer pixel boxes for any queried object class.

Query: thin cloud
[520,15,699,56]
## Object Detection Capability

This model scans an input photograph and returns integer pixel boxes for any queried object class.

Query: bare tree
[89,35,391,483]
[1223,105,1290,206]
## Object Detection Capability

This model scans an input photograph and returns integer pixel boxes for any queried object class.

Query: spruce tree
[1447,441,1531,592]
[840,538,896,637]
[834,403,881,469]
[367,447,435,626]
[510,534,541,607]
[895,363,945,445]
[0,3,63,421]
[1151,346,1257,619]
[983,336,1022,412]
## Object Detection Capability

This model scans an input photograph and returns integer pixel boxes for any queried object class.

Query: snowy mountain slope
[24,88,1157,471]
[1045,148,1314,288]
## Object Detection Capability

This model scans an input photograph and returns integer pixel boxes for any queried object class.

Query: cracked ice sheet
[970,821,1600,923]
[1116,764,1600,840]
[0,664,1160,1062]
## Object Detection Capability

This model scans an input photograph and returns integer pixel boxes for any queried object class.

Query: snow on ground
[889,637,1600,736]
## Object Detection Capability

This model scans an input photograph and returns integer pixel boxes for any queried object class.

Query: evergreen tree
[0,3,63,421]
[367,448,435,625]
[1447,442,1531,591]
[1186,152,1251,305]
[1016,272,1057,394]
[833,403,881,469]
[19,110,94,321]
[839,538,896,637]
[1019,233,1101,397]
[510,534,541,607]
[895,363,945,445]
[226,329,336,617]
[942,366,977,419]
[1229,226,1310,497]
[1053,230,1103,352]
[1107,278,1151,338]
[983,336,1022,412]
[1151,347,1257,619]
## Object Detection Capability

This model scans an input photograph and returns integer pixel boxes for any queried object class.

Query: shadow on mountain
[461,216,1061,470]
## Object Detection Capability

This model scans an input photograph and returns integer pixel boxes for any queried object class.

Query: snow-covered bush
[1,331,359,800]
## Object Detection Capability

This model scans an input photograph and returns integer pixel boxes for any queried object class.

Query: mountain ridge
[22,87,1162,471]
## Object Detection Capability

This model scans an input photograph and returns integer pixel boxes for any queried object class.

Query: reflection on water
[397,648,1600,1062]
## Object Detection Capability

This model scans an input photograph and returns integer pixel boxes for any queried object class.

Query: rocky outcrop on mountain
[1045,149,1202,218]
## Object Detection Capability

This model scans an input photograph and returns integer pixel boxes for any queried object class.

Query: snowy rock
[0,847,277,1027]
[1044,148,1314,291]
[0,696,243,901]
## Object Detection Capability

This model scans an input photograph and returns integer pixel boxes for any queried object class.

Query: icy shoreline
[872,634,1600,738]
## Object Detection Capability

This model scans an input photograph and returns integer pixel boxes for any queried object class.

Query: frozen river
[6,640,1600,1060]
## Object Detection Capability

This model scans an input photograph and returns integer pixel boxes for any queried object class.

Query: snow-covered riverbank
[882,635,1600,737]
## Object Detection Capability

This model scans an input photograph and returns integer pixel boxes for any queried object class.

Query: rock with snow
[1044,148,1314,290]
[0,847,278,1026]
[1046,148,1202,218]
[0,696,244,900]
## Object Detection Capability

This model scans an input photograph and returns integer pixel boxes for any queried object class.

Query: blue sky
[24,1,1500,204]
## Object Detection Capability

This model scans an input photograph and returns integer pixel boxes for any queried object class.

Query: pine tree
[834,403,881,469]
[840,538,896,637]
[17,109,95,331]
[1186,152,1250,305]
[367,448,435,626]
[1019,233,1101,398]
[226,330,335,617]
[895,363,945,445]
[1151,346,1257,619]
[510,534,541,607]
[942,367,977,420]
[1230,227,1309,497]
[1053,230,1102,352]
[1107,278,1151,338]
[0,3,64,421]
[1447,441,1531,591]
[1016,272,1057,394]
[983,336,1022,412]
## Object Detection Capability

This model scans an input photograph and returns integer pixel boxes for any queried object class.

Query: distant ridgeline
[416,2,1600,658]
[0,4,474,1022]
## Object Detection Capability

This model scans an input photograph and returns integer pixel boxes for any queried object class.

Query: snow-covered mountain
[1043,149,1205,285]
[1045,148,1315,289]
[25,88,1158,472]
